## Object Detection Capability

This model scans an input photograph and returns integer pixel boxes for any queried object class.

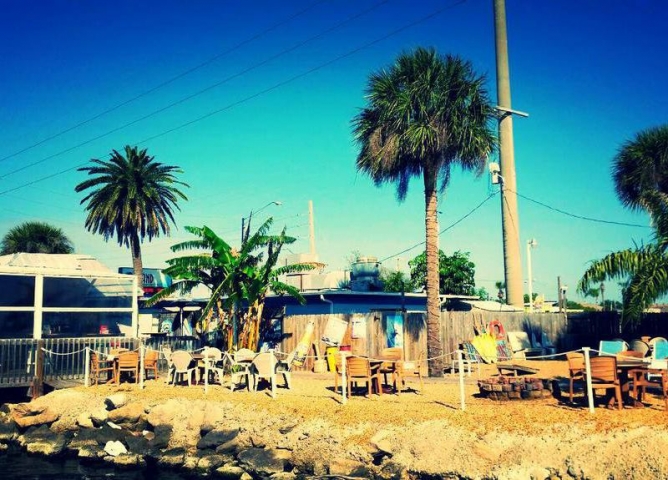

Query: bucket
[325,346,339,372]
[313,358,327,374]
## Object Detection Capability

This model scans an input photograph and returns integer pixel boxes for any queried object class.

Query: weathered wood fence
[281,311,569,371]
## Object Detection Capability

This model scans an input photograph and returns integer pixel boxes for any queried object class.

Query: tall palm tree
[579,125,668,325]
[75,145,188,288]
[352,48,496,375]
[1,221,74,255]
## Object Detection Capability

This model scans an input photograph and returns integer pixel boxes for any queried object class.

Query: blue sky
[0,0,666,303]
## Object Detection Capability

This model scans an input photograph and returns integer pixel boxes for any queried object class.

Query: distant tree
[523,293,538,304]
[353,47,496,376]
[380,269,410,293]
[476,287,489,301]
[1,221,74,255]
[75,146,188,288]
[409,250,476,296]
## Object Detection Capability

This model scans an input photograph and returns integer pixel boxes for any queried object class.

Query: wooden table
[616,358,650,407]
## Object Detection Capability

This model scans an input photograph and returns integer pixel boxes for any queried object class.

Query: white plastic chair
[170,350,196,387]
[225,349,256,391]
[250,352,278,397]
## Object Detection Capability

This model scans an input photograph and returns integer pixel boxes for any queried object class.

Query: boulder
[104,440,128,457]
[76,413,94,429]
[157,447,186,467]
[197,428,239,450]
[12,406,59,429]
[90,407,109,427]
[237,447,291,476]
[146,399,181,427]
[108,402,146,430]
[329,458,370,477]
[20,425,68,457]
[215,465,253,480]
[148,424,172,450]
[110,453,146,468]
[0,419,17,442]
[104,393,128,410]
[197,454,226,471]
[125,434,150,455]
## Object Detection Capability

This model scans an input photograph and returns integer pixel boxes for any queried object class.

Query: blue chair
[598,340,628,356]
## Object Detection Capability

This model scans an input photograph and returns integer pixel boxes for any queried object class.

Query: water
[0,449,192,480]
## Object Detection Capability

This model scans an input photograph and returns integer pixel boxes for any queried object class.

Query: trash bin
[325,346,339,372]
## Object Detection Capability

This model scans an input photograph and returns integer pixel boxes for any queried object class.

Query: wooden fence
[281,311,568,371]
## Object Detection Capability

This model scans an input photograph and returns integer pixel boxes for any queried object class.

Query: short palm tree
[353,47,496,375]
[147,218,315,350]
[75,145,188,288]
[1,221,74,255]
[579,125,668,325]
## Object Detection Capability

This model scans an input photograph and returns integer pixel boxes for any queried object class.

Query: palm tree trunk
[423,166,442,377]
[130,233,143,297]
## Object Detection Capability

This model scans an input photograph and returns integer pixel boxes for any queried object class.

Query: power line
[0,0,389,181]
[0,0,466,197]
[379,190,498,263]
[509,188,651,228]
[0,0,328,164]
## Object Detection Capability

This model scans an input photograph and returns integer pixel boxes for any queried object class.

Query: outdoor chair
[143,349,160,380]
[629,339,650,357]
[275,350,295,389]
[201,347,224,383]
[378,347,403,393]
[170,350,197,387]
[598,340,628,356]
[399,352,426,393]
[116,351,139,384]
[225,349,256,391]
[346,356,382,397]
[507,331,543,359]
[632,340,668,401]
[161,345,174,383]
[90,352,115,385]
[249,352,279,396]
[587,355,623,410]
[649,337,668,352]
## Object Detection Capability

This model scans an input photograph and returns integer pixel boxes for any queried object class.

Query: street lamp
[240,200,282,244]
[526,238,538,312]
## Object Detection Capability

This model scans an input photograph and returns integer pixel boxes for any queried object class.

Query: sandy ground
[15,358,668,479]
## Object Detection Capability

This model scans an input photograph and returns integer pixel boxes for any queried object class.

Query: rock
[105,393,128,410]
[0,419,17,442]
[104,440,128,457]
[12,407,59,429]
[76,413,94,429]
[529,467,551,480]
[108,403,146,430]
[379,460,410,480]
[215,465,252,480]
[197,454,226,471]
[157,447,186,467]
[237,447,290,476]
[278,424,297,435]
[250,434,266,448]
[107,421,122,430]
[0,443,7,452]
[183,455,199,471]
[215,436,241,455]
[198,428,240,450]
[202,407,227,432]
[90,407,109,427]
[111,453,146,468]
[149,425,172,449]
[269,473,296,480]
[22,425,68,457]
[146,400,181,427]
[329,458,370,477]
[125,434,150,455]
[370,430,394,455]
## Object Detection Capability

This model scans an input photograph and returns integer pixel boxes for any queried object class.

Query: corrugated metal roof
[0,253,125,278]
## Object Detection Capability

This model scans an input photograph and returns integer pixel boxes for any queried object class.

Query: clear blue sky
[1,0,665,303]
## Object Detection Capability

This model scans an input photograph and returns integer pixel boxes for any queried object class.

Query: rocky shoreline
[0,389,405,480]
[3,371,668,480]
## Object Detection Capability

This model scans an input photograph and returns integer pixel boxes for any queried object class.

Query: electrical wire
[508,188,651,229]
[0,0,390,181]
[0,0,328,164]
[0,0,467,196]
[378,190,498,263]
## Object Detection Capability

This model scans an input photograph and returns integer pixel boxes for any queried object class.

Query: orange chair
[143,349,160,380]
[90,352,115,385]
[566,352,585,403]
[588,356,623,410]
[346,356,382,397]
[116,351,139,384]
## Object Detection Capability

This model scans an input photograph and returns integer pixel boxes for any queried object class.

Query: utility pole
[494,0,523,308]
[308,200,316,256]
